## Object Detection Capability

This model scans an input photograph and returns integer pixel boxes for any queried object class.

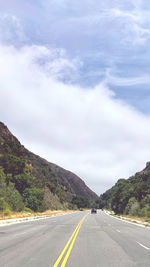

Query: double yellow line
[53,214,88,267]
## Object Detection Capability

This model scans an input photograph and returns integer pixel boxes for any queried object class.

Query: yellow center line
[60,216,86,267]
[52,214,88,267]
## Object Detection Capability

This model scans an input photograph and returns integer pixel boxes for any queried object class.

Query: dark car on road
[91,208,97,214]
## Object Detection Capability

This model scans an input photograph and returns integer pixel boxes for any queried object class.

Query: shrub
[23,188,45,212]
[3,208,12,216]
[0,197,9,211]
[24,207,33,213]
[0,167,6,185]
[5,183,24,211]
[72,195,90,208]
[139,205,150,218]
[10,173,35,194]
[124,197,138,215]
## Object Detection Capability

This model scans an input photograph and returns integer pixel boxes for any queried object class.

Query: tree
[0,154,25,176]
[72,195,90,209]
[5,183,24,211]
[111,179,133,214]
[23,188,45,212]
[10,173,35,194]
[0,197,9,211]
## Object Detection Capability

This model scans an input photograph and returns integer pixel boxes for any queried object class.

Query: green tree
[10,173,35,194]
[72,195,90,209]
[0,182,24,211]
[0,197,9,211]
[0,154,25,176]
[5,183,24,211]
[23,188,45,212]
[124,197,139,216]
[111,179,133,214]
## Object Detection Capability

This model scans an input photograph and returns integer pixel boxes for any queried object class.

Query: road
[0,210,150,267]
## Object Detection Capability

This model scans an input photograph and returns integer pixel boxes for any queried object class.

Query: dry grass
[105,210,150,227]
[119,214,150,225]
[123,215,150,222]
[0,210,75,221]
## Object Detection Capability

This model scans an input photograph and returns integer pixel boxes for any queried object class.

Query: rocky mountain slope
[0,122,97,212]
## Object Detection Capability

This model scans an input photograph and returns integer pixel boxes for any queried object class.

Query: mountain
[99,163,150,217]
[0,122,98,212]
[50,162,97,200]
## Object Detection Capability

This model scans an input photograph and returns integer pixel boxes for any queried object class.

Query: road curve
[0,210,150,267]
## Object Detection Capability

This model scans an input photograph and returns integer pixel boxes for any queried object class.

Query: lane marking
[136,241,150,250]
[53,214,88,267]
[53,222,81,267]
[61,221,83,267]
[104,211,149,228]
[116,229,121,233]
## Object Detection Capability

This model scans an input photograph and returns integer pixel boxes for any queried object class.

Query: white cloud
[111,8,139,21]
[1,2,150,87]
[1,44,150,195]
[1,0,150,194]
[105,70,150,86]
[111,7,150,45]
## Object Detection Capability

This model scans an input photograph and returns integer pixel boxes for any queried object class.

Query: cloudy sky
[1,0,150,195]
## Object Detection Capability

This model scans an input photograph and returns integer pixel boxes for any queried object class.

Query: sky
[1,0,150,195]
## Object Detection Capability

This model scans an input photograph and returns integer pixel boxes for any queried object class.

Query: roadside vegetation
[0,165,93,215]
[99,167,150,219]
[0,209,76,220]
[0,122,97,216]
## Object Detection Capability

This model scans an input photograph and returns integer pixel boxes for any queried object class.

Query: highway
[0,210,150,267]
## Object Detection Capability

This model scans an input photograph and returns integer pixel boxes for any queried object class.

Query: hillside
[99,163,150,217]
[0,122,98,212]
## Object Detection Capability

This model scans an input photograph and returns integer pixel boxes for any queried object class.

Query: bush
[139,205,150,218]
[24,207,33,213]
[0,154,25,176]
[0,197,9,211]
[73,204,78,210]
[3,208,12,216]
[55,187,67,203]
[72,195,90,209]
[5,183,24,211]
[9,173,35,194]
[23,188,45,212]
[124,197,138,215]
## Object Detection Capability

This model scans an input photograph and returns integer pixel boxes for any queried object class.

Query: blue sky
[1,1,150,100]
[1,0,150,111]
[1,0,150,194]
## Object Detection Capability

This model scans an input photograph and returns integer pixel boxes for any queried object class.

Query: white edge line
[136,241,150,250]
[104,211,150,229]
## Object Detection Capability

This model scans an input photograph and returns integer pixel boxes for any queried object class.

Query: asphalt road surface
[0,210,150,267]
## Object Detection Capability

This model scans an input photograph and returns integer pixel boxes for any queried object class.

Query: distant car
[91,208,97,214]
